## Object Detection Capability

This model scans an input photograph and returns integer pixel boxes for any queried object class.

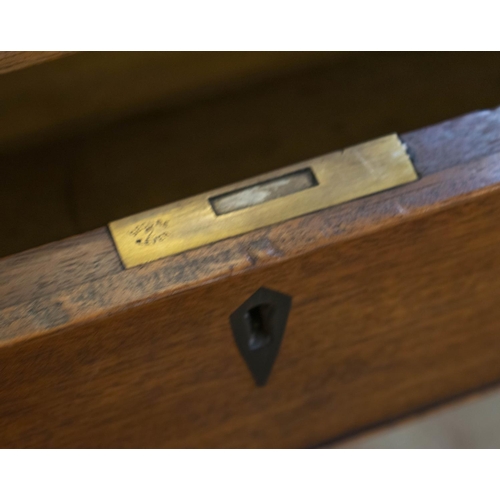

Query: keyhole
[245,304,273,351]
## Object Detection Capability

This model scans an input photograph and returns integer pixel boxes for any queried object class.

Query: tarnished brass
[109,134,417,268]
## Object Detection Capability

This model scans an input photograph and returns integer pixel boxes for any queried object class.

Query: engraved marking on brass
[128,219,169,246]
[109,134,418,268]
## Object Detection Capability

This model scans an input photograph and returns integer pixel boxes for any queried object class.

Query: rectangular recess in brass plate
[210,168,318,215]
[109,134,417,268]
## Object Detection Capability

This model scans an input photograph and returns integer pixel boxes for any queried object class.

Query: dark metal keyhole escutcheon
[230,287,292,386]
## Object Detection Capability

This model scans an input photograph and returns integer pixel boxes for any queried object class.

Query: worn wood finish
[0,52,71,74]
[1,110,500,447]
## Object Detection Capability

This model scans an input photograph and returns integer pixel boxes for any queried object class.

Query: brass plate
[109,134,417,268]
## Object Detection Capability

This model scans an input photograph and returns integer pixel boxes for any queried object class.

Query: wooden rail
[1,108,500,447]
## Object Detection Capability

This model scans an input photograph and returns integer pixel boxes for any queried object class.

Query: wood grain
[1,110,500,447]
[0,52,71,74]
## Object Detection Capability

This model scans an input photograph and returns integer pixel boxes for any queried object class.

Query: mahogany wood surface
[1,109,500,447]
[0,52,71,74]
